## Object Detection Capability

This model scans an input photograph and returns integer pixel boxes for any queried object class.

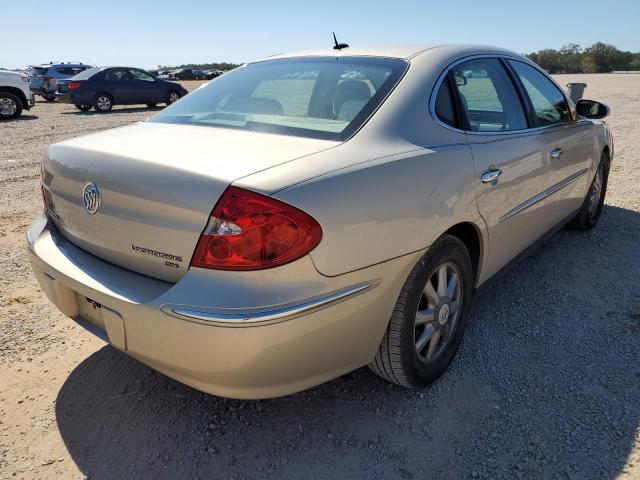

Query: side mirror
[576,99,609,119]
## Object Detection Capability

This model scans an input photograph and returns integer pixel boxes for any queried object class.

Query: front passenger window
[508,61,570,126]
[451,58,527,132]
[130,69,155,82]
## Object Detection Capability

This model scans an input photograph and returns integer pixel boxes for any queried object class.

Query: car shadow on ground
[10,115,38,121]
[60,106,164,116]
[55,205,640,479]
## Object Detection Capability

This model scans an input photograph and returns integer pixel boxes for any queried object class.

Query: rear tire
[369,234,473,388]
[0,92,22,120]
[569,152,609,230]
[75,104,92,112]
[92,93,113,112]
[42,94,56,102]
[165,90,180,106]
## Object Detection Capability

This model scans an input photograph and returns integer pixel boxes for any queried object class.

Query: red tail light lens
[68,82,81,90]
[191,187,322,270]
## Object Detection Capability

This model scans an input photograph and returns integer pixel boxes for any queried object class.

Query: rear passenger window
[434,78,457,128]
[508,60,570,126]
[105,69,131,82]
[451,58,527,132]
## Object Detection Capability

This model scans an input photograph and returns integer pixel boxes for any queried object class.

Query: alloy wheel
[414,262,462,363]
[588,165,604,219]
[0,98,17,116]
[168,92,179,104]
[96,96,111,111]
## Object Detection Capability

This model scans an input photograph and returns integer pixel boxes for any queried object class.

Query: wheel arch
[443,221,484,287]
[0,87,28,109]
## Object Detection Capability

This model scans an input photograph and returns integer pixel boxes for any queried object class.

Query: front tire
[92,93,113,112]
[569,152,609,230]
[0,92,22,120]
[370,234,473,388]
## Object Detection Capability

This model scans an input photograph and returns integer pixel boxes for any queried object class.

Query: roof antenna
[333,32,349,50]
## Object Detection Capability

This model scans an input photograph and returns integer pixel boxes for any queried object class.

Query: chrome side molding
[162,280,380,327]
[499,168,588,223]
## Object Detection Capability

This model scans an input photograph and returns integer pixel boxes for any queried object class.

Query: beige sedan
[27,44,612,398]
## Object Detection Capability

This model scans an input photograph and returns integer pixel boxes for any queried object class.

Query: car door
[103,68,135,104]
[448,57,551,282]
[128,68,164,104]
[507,60,594,225]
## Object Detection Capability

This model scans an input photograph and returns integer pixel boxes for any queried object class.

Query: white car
[0,70,35,120]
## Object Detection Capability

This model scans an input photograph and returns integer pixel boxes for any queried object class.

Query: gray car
[28,63,93,101]
[27,44,612,399]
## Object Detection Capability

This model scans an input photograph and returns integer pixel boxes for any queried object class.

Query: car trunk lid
[43,122,336,282]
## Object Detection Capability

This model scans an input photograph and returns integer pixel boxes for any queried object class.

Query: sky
[2,0,639,69]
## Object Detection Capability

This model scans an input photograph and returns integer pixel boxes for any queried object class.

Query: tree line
[526,43,640,73]
[160,62,241,71]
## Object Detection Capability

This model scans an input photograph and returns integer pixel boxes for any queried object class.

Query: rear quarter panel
[273,145,479,276]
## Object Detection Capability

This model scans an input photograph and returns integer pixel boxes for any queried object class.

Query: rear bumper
[54,92,75,104]
[30,86,53,95]
[27,213,420,398]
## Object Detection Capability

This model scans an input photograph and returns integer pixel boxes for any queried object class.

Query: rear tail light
[68,82,81,90]
[191,187,322,270]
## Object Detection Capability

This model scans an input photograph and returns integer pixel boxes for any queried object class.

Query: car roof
[34,63,89,68]
[252,43,522,63]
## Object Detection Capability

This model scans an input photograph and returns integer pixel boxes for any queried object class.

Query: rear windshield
[71,67,101,80]
[30,67,49,75]
[149,56,408,141]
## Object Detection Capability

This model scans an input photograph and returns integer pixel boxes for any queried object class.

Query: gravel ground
[0,75,639,479]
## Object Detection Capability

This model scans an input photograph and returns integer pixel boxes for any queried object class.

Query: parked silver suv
[28,62,93,101]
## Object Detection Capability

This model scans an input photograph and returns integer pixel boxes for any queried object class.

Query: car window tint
[55,68,68,75]
[434,78,457,128]
[451,58,527,132]
[105,69,130,82]
[129,69,155,82]
[508,60,569,126]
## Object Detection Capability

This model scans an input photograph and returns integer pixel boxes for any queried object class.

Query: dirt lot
[1,75,639,479]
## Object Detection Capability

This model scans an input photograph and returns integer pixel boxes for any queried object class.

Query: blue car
[55,66,188,112]
[29,63,93,101]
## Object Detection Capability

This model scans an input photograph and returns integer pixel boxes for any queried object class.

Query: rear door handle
[550,147,563,159]
[481,169,502,184]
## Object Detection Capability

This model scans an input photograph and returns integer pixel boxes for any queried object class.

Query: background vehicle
[29,45,612,399]
[170,68,195,80]
[204,69,223,80]
[0,69,35,120]
[192,69,207,80]
[55,66,188,112]
[28,62,93,101]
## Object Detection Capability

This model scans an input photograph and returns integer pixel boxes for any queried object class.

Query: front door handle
[550,147,564,159]
[481,169,502,184]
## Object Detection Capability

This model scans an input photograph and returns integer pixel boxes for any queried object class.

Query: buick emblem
[82,182,101,214]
